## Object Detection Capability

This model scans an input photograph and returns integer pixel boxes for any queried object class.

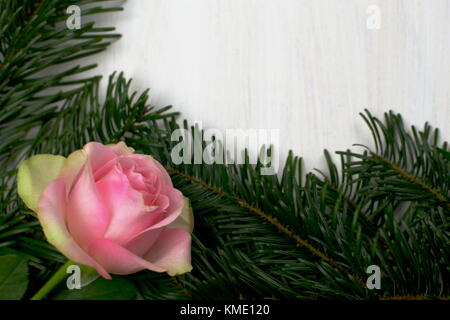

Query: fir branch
[172,276,192,299]
[370,151,450,208]
[166,167,366,288]
[0,0,122,177]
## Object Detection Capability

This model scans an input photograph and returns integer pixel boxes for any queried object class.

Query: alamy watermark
[366,5,381,30]
[170,123,280,176]
[66,5,81,30]
[366,265,381,289]
[66,265,81,290]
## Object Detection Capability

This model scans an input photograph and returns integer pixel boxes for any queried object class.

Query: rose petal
[88,238,164,275]
[143,188,184,230]
[17,154,66,212]
[98,167,163,245]
[66,163,109,248]
[83,142,119,173]
[61,142,132,188]
[126,169,146,191]
[144,229,193,276]
[131,155,173,186]
[148,194,169,211]
[166,197,194,233]
[117,157,146,191]
[58,149,87,194]
[125,189,184,245]
[38,179,110,279]
[125,228,162,257]
[107,141,135,156]
[134,155,185,227]
[127,155,185,228]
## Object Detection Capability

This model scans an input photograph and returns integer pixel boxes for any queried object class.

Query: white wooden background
[84,0,450,173]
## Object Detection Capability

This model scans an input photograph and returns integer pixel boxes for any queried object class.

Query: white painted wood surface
[85,0,450,172]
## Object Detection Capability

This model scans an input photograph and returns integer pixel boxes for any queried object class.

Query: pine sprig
[0,0,122,187]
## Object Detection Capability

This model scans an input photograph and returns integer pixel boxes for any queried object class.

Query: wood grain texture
[85,0,450,172]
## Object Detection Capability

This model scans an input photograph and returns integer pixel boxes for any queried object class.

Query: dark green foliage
[0,0,448,300]
[0,0,121,189]
[0,254,29,300]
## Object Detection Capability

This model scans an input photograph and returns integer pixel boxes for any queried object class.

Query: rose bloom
[18,142,193,279]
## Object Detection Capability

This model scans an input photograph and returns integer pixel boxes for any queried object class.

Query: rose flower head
[18,142,193,279]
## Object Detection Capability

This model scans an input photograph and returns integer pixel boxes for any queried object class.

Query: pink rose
[17,142,193,279]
